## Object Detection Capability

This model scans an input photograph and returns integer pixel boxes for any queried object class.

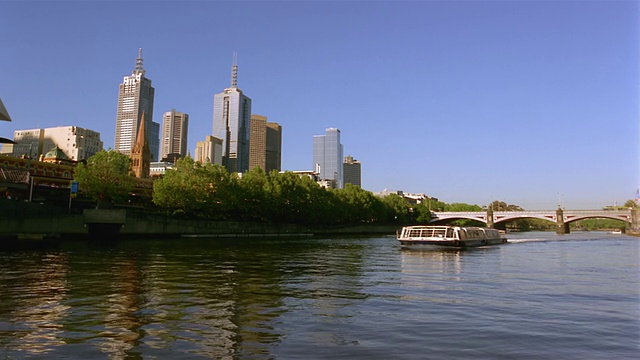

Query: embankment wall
[0,199,398,239]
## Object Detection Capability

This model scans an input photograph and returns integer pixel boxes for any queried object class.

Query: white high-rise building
[161,109,189,161]
[313,128,344,189]
[114,48,160,161]
[212,53,252,173]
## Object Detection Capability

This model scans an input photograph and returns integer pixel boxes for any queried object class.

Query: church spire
[131,112,150,178]
[135,112,146,146]
[133,48,145,76]
[230,52,238,88]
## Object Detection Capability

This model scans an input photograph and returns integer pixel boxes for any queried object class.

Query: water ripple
[0,234,637,359]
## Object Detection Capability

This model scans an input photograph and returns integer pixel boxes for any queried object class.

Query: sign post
[69,181,78,213]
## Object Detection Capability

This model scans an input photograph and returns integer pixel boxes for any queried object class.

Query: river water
[0,231,637,359]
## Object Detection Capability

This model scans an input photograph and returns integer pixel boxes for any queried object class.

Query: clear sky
[1,0,638,210]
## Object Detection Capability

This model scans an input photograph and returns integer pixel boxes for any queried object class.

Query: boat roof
[401,225,494,231]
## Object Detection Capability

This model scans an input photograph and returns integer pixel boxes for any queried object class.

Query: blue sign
[71,181,78,194]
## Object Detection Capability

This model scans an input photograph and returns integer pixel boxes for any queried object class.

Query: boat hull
[399,238,507,249]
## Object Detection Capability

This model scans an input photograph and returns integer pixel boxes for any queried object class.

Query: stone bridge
[430,209,637,234]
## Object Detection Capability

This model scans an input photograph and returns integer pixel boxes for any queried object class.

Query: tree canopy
[73,150,135,208]
[153,158,405,225]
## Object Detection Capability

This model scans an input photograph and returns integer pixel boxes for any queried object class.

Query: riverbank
[0,200,400,241]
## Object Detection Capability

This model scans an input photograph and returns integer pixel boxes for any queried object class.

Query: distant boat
[610,230,623,235]
[397,225,507,249]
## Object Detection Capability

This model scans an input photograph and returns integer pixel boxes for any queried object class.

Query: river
[0,231,637,359]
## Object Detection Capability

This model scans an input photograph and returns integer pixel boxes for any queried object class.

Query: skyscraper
[265,122,282,173]
[249,114,266,171]
[212,53,252,173]
[114,48,160,161]
[343,155,361,187]
[313,128,344,189]
[249,114,282,173]
[161,109,189,161]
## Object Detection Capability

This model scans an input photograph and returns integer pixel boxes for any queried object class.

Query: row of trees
[74,151,423,225]
[74,150,635,228]
[152,157,417,224]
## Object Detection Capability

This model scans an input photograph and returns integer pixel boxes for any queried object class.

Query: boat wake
[505,231,630,244]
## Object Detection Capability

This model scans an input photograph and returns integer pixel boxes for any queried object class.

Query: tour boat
[396,225,507,248]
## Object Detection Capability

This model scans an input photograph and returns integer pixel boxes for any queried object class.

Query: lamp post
[27,143,34,202]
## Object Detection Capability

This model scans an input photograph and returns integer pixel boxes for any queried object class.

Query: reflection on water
[0,234,637,359]
[0,238,371,358]
[401,248,463,275]
[0,253,69,356]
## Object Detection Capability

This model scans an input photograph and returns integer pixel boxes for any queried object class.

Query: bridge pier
[486,209,494,228]
[556,208,570,234]
[631,208,640,233]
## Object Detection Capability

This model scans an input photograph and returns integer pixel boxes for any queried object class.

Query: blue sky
[1,0,638,210]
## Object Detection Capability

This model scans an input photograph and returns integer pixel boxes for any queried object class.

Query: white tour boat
[397,225,507,248]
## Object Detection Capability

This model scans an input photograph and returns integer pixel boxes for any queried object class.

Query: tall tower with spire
[114,48,160,161]
[130,112,151,178]
[212,53,252,173]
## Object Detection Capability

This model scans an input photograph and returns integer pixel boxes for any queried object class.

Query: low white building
[150,161,176,178]
[10,126,103,161]
[194,135,223,165]
[375,189,437,204]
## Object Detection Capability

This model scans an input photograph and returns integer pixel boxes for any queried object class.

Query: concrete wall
[0,200,398,239]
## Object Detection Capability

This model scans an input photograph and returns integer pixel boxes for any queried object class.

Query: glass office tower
[212,54,252,173]
[313,128,344,189]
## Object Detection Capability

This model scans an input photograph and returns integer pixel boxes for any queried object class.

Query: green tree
[153,157,209,216]
[412,201,433,223]
[487,200,524,211]
[333,184,383,223]
[264,171,310,223]
[422,198,447,211]
[381,194,412,223]
[624,199,637,208]
[445,202,482,212]
[237,167,269,221]
[304,178,340,224]
[153,158,239,219]
[73,150,135,208]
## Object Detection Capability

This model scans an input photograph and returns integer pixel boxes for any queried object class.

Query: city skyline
[1,1,637,209]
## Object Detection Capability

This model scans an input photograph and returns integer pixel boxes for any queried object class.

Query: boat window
[446,228,454,238]
[434,228,446,238]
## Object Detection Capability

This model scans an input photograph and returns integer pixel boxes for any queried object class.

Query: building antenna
[134,48,145,75]
[231,51,238,88]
